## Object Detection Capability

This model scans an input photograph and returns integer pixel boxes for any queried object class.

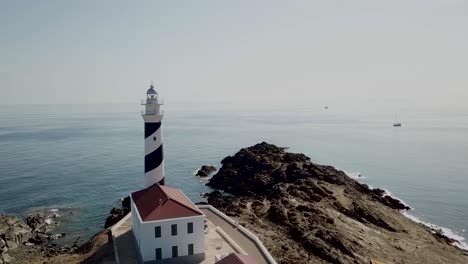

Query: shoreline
[1,160,468,263]
[342,170,468,250]
[3,168,467,252]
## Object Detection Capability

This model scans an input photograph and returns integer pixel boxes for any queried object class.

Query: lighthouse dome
[147,85,157,95]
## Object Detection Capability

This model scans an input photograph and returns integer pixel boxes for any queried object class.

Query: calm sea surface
[0,104,467,246]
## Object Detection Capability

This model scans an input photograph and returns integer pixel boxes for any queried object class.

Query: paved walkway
[202,218,237,263]
[112,215,139,264]
[200,209,269,264]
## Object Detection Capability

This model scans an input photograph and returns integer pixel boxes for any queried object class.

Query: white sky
[1,0,467,110]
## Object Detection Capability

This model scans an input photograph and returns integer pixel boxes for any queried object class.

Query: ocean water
[0,104,467,247]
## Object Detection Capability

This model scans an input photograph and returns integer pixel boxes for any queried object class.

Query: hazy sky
[1,0,467,110]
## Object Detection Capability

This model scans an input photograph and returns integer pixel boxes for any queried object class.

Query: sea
[0,103,467,249]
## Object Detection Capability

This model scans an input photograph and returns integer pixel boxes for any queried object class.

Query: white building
[131,184,206,263]
[131,84,206,263]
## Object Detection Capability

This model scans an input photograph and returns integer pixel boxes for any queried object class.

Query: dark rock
[381,195,411,211]
[433,228,458,244]
[47,233,65,241]
[28,236,42,245]
[121,196,131,209]
[206,191,227,208]
[207,142,354,197]
[104,207,129,228]
[26,213,46,231]
[196,165,217,177]
[267,204,289,225]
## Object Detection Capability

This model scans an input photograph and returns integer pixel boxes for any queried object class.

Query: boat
[393,114,402,127]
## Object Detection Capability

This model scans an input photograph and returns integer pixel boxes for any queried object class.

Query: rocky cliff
[206,142,468,264]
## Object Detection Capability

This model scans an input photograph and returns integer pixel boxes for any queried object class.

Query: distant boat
[325,106,328,109]
[393,114,402,127]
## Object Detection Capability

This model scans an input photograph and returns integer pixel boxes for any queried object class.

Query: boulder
[196,165,217,177]
[1,253,12,263]
[381,195,411,211]
[267,204,289,225]
[29,233,49,244]
[4,241,16,250]
[26,213,46,231]
[104,207,129,228]
[2,219,32,248]
[121,196,131,209]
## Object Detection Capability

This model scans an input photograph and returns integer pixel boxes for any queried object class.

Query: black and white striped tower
[141,83,165,187]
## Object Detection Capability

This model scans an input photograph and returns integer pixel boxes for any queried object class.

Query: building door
[155,248,162,260]
[172,246,178,257]
[188,244,194,255]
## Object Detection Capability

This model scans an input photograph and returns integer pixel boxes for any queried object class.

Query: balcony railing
[141,98,164,105]
[141,109,165,115]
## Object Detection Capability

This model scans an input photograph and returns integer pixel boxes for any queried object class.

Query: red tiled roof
[131,184,203,222]
[216,253,258,264]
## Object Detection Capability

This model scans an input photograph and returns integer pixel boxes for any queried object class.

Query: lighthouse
[131,83,206,263]
[141,83,165,187]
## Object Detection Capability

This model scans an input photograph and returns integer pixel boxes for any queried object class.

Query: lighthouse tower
[141,83,165,187]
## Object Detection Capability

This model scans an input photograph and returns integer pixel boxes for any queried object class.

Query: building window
[171,224,177,236]
[155,226,161,238]
[188,244,194,255]
[155,248,162,260]
[153,136,157,141]
[172,246,178,257]
[187,222,193,234]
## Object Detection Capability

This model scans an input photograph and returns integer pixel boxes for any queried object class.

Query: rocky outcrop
[196,165,217,177]
[121,196,131,209]
[6,224,31,247]
[0,213,73,263]
[0,215,32,254]
[205,142,468,264]
[104,207,129,228]
[25,213,48,232]
[104,196,132,228]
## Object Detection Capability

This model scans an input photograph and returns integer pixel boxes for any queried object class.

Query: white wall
[138,215,205,262]
[131,200,142,248]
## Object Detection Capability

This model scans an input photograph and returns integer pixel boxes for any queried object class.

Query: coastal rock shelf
[0,212,77,263]
[205,142,468,264]
[196,165,217,178]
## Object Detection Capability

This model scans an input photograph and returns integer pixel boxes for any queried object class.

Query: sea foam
[342,170,365,179]
[343,169,468,250]
[402,211,468,250]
